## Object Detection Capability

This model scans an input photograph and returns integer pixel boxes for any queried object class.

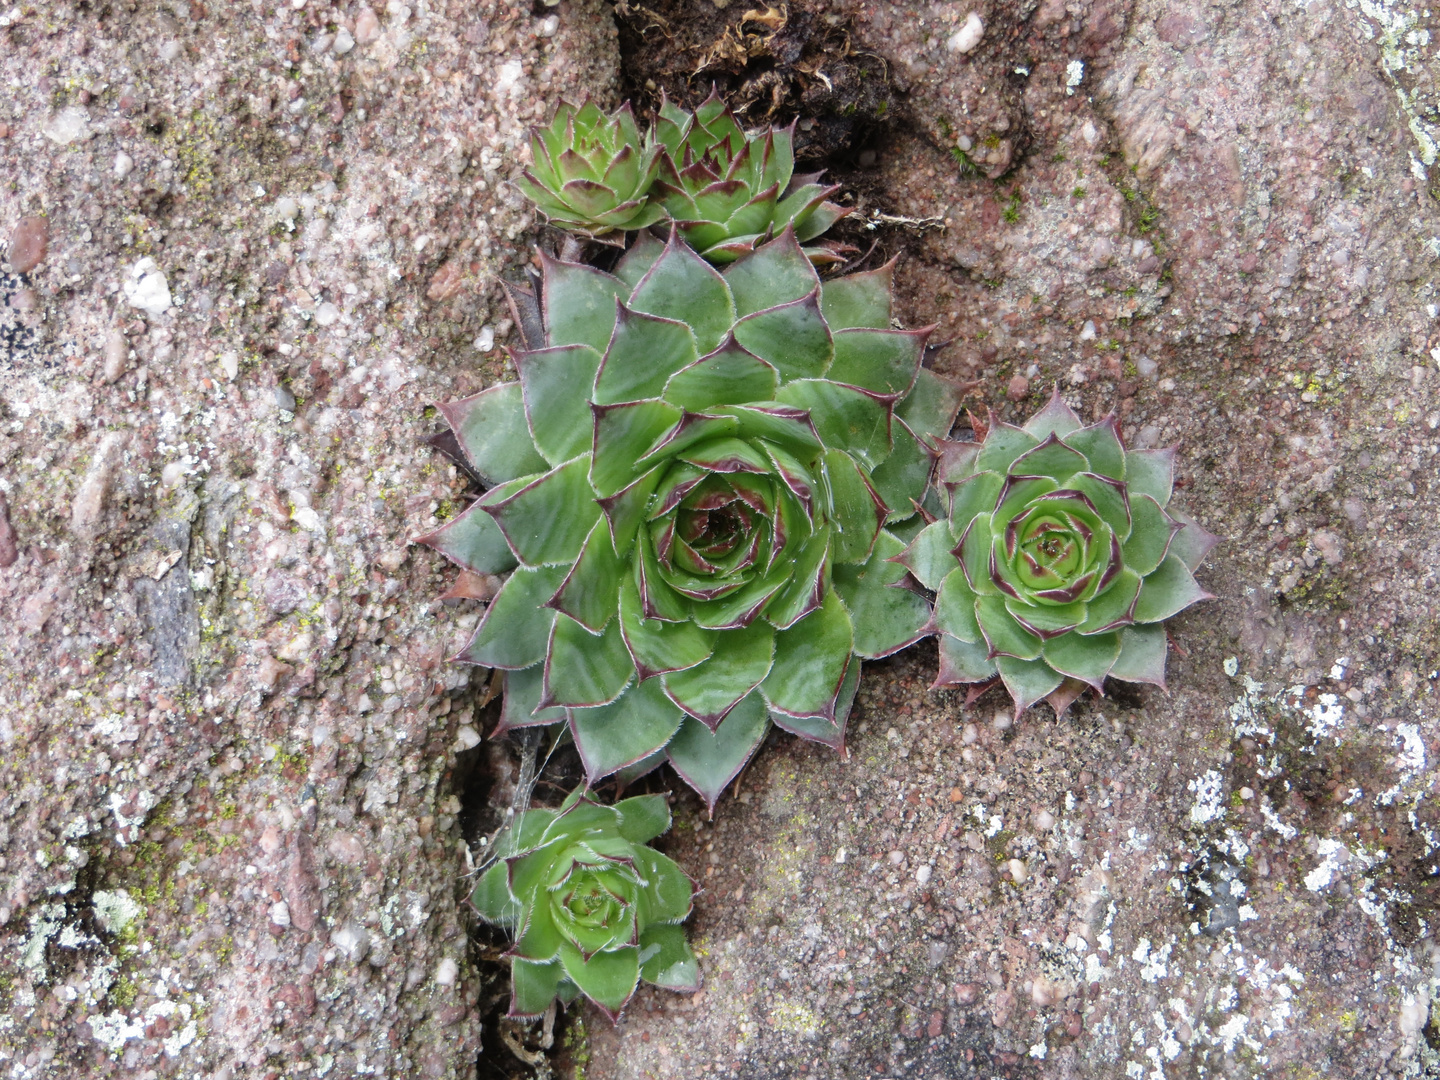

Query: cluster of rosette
[517,93,850,265]
[420,226,961,811]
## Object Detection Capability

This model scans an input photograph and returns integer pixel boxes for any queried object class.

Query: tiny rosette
[517,99,666,236]
[471,788,698,1020]
[420,227,964,810]
[651,90,849,265]
[906,389,1218,715]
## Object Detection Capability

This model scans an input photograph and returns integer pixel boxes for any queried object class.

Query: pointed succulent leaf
[869,418,936,524]
[661,620,775,727]
[946,472,1004,541]
[628,235,736,353]
[776,380,892,468]
[663,339,778,411]
[638,924,700,989]
[601,466,664,557]
[614,230,667,290]
[439,383,549,484]
[976,593,1043,660]
[936,440,981,487]
[833,531,931,658]
[613,795,671,845]
[547,518,623,632]
[1042,629,1121,692]
[487,457,602,567]
[1064,415,1125,480]
[1108,623,1169,687]
[498,664,567,731]
[769,657,858,750]
[1122,494,1179,577]
[762,526,830,629]
[717,405,822,455]
[761,588,853,717]
[1074,568,1142,634]
[731,289,834,381]
[513,897,566,961]
[820,258,894,330]
[591,400,684,498]
[975,421,1041,474]
[472,861,522,926]
[723,226,821,316]
[955,513,997,596]
[517,344,604,466]
[542,616,634,709]
[995,655,1065,715]
[896,368,966,446]
[1010,433,1090,485]
[594,304,698,405]
[559,942,640,1018]
[542,254,627,351]
[619,571,717,678]
[1132,553,1211,623]
[509,958,567,1018]
[1022,388,1083,439]
[822,450,885,563]
[570,677,685,781]
[633,847,693,924]
[1166,508,1220,571]
[665,693,769,813]
[415,498,519,577]
[897,520,960,591]
[934,569,983,643]
[1124,446,1176,505]
[828,327,929,397]
[1063,472,1132,540]
[459,565,567,669]
[935,633,998,685]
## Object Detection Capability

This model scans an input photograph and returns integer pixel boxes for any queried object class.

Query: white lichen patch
[1306,693,1345,743]
[93,889,144,935]
[1187,770,1226,825]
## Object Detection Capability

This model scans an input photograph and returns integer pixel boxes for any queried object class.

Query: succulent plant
[517,99,666,237]
[902,390,1218,716]
[472,787,697,1019]
[420,226,963,809]
[651,91,849,265]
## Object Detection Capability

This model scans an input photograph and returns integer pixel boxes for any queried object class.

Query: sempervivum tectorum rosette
[650,90,849,265]
[517,99,666,237]
[471,787,698,1020]
[420,226,963,810]
[899,390,1218,716]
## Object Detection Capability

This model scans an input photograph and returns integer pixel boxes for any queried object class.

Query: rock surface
[2,1,1439,1079]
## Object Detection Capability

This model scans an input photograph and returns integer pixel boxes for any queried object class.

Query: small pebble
[8,216,49,273]
[915,864,932,886]
[858,149,877,168]
[0,493,17,569]
[1030,975,1058,1007]
[315,302,340,326]
[538,14,559,36]
[1078,320,1097,341]
[274,196,299,222]
[1034,809,1056,831]
[274,385,297,413]
[991,710,1012,731]
[954,982,980,1005]
[1007,858,1029,884]
[475,326,495,352]
[114,151,134,178]
[333,27,355,53]
[947,11,984,53]
[269,901,291,927]
[434,957,459,986]
[354,7,381,44]
[122,258,172,315]
[454,725,481,750]
[888,850,905,866]
[1006,374,1029,400]
[957,134,973,152]
[42,106,91,146]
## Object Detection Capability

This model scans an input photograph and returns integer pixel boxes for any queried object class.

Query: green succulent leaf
[936,633,998,685]
[976,593,1043,660]
[559,942,640,1018]
[548,517,623,632]
[934,568,983,643]
[1108,623,1169,687]
[897,520,960,591]
[509,958,566,1018]
[619,570,717,678]
[1021,388,1083,440]
[1075,568,1142,634]
[975,422,1041,474]
[472,861,521,927]
[1122,494,1178,577]
[614,795,671,845]
[822,450,885,564]
[994,655,1064,714]
[628,234,736,352]
[832,530,931,658]
[591,400,684,498]
[570,677,685,781]
[543,615,634,708]
[723,227,821,315]
[663,339,778,411]
[1167,509,1220,571]
[594,305,698,406]
[761,588,853,718]
[945,471,1003,541]
[828,327,928,397]
[868,418,936,524]
[497,664,568,730]
[665,692,770,814]
[1042,629,1121,692]
[633,847,693,924]
[1124,446,1177,505]
[415,498,519,577]
[896,368,965,446]
[1010,433,1089,485]
[614,230,666,289]
[1064,416,1125,480]
[517,344,604,466]
[487,457,602,567]
[819,258,894,330]
[769,656,858,750]
[460,564,568,669]
[661,620,775,726]
[440,383,550,485]
[731,289,834,381]
[638,924,700,989]
[1132,553,1211,623]
[541,254,627,352]
[776,380,892,468]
